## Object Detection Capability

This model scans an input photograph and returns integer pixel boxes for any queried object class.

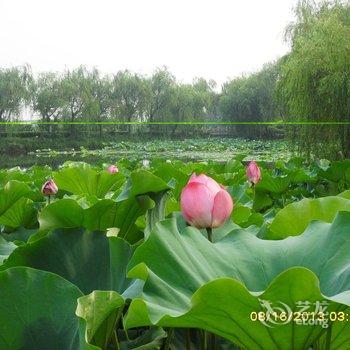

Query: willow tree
[0,65,32,122]
[277,0,350,158]
[147,67,176,136]
[32,72,64,134]
[169,81,214,137]
[219,62,279,138]
[60,67,91,137]
[110,70,151,135]
[81,69,112,138]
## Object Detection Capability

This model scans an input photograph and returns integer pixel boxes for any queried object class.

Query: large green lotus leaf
[288,169,317,183]
[171,212,244,243]
[0,180,42,228]
[338,189,350,199]
[39,198,83,229]
[233,206,264,228]
[268,196,350,239]
[0,166,52,188]
[54,162,125,198]
[77,291,125,350]
[119,328,167,350]
[275,158,318,183]
[77,291,167,350]
[225,156,246,174]
[253,189,273,211]
[323,306,350,349]
[154,163,188,199]
[0,197,36,229]
[311,306,350,350]
[144,191,169,238]
[256,172,292,194]
[115,169,172,239]
[0,180,39,203]
[128,270,342,349]
[39,197,153,244]
[124,213,350,349]
[0,267,83,349]
[227,183,252,207]
[117,170,170,202]
[0,167,31,186]
[232,203,264,228]
[0,180,37,228]
[319,160,350,182]
[0,181,38,229]
[1,226,37,244]
[0,236,16,264]
[1,228,137,295]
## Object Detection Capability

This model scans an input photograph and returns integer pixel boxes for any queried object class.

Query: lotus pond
[0,157,350,349]
[1,138,292,168]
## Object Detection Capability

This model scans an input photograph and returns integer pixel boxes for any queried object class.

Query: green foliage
[111,70,152,126]
[21,138,291,169]
[77,291,125,349]
[0,65,32,121]
[0,267,83,349]
[220,62,279,123]
[1,2,350,154]
[148,67,176,124]
[268,196,350,238]
[32,72,64,122]
[1,228,137,295]
[219,62,280,138]
[125,213,350,349]
[0,158,349,349]
[277,0,350,157]
[0,181,38,229]
[53,162,124,198]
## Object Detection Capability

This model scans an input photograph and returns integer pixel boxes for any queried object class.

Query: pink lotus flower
[180,174,234,229]
[246,161,261,185]
[41,179,58,196]
[107,165,119,174]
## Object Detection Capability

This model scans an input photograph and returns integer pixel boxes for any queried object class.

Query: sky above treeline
[1,0,301,86]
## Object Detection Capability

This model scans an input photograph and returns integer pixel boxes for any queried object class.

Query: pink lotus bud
[246,161,261,185]
[180,173,234,229]
[107,165,119,174]
[41,179,58,196]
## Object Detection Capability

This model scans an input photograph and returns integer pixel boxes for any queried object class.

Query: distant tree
[110,70,151,134]
[219,62,279,138]
[81,69,112,138]
[60,66,90,136]
[192,77,218,118]
[168,80,217,136]
[169,84,198,136]
[33,72,64,126]
[277,0,350,158]
[148,68,176,134]
[0,65,32,122]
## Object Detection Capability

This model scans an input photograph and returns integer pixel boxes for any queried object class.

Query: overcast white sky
[0,0,298,85]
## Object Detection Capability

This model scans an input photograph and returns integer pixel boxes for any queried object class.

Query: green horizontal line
[0,121,350,125]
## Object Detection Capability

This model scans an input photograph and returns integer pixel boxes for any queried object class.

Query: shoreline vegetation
[0,137,292,168]
[1,0,349,160]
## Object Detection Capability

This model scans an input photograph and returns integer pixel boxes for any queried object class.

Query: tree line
[277,0,350,158]
[0,62,281,139]
[0,0,349,157]
[0,66,218,128]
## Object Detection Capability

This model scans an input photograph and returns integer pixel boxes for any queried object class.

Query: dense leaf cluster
[0,158,349,349]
